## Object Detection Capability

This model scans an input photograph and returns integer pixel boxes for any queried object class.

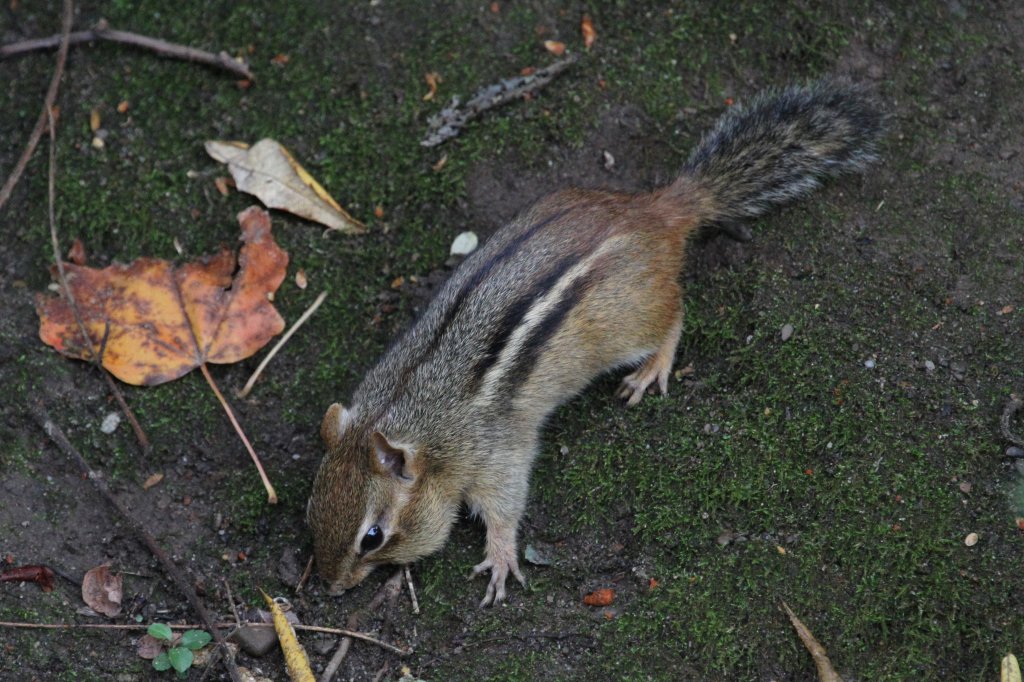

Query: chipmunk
[307,81,882,606]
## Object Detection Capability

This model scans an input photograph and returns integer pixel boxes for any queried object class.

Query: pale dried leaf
[143,472,164,490]
[205,139,365,234]
[82,564,123,618]
[136,634,164,660]
[1003,653,1021,682]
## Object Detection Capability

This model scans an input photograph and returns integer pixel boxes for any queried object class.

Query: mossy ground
[2,1,1022,680]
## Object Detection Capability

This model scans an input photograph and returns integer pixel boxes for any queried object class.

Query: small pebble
[100,413,121,434]
[602,150,616,171]
[964,532,978,547]
[559,445,569,456]
[924,360,935,372]
[864,358,876,369]
[1006,446,1024,458]
[780,323,794,342]
[449,231,478,257]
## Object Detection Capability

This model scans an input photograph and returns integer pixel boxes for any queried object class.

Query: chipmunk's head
[307,403,457,595]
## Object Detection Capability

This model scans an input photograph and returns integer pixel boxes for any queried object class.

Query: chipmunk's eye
[360,525,384,553]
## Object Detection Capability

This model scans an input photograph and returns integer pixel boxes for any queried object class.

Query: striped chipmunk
[308,80,883,607]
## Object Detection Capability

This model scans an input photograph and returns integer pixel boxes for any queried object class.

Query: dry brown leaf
[206,139,365,234]
[142,472,164,490]
[271,53,290,65]
[214,176,234,196]
[544,40,566,56]
[136,634,164,660]
[581,14,597,49]
[117,100,130,114]
[82,564,123,618]
[582,588,615,606]
[67,239,87,266]
[782,601,843,682]
[37,206,287,386]
[423,71,442,101]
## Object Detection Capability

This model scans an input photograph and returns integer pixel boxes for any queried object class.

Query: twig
[200,363,278,504]
[39,32,152,455]
[404,565,420,615]
[238,290,328,398]
[295,555,314,594]
[1,20,253,80]
[0,0,72,212]
[421,54,579,147]
[321,569,405,682]
[0,620,411,656]
[223,578,241,626]
[1001,394,1023,447]
[27,404,244,682]
[371,663,391,682]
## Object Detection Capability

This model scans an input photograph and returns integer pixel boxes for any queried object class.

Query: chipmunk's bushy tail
[677,80,883,224]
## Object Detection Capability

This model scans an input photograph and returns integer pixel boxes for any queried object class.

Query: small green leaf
[153,652,171,671]
[148,623,173,641]
[168,646,193,674]
[180,629,212,650]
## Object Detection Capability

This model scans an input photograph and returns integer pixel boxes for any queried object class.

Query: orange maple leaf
[37,206,287,386]
[36,206,288,502]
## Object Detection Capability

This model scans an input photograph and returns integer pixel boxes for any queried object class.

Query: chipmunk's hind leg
[616,307,683,406]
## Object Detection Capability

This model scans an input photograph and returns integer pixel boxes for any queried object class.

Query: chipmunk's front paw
[471,550,526,607]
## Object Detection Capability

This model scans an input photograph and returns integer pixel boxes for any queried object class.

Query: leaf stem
[200,363,277,504]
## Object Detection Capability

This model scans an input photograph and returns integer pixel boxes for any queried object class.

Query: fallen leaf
[117,100,130,114]
[36,207,287,502]
[214,176,234,196]
[37,207,287,386]
[67,239,87,265]
[648,578,659,590]
[271,53,290,65]
[583,588,615,607]
[998,305,1015,315]
[0,565,55,592]
[581,14,597,49]
[206,139,365,234]
[423,71,442,101]
[431,153,448,172]
[82,564,123,617]
[782,601,844,682]
[520,66,536,76]
[260,589,315,682]
[374,204,385,219]
[544,40,566,56]
[136,634,165,660]
[294,269,307,290]
[89,108,101,132]
[143,472,164,490]
[390,276,405,289]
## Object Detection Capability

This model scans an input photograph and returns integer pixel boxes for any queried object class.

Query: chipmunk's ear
[370,431,416,481]
[321,403,353,449]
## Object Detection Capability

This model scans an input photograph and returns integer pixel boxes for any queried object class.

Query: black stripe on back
[469,253,579,390]
[499,264,603,398]
[377,208,570,414]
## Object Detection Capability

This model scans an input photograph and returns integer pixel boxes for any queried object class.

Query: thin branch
[200,362,278,504]
[321,569,405,682]
[27,404,244,682]
[37,15,151,454]
[295,555,314,594]
[0,20,253,80]
[404,565,420,615]
[421,54,579,147]
[0,0,73,212]
[238,290,328,398]
[0,620,412,655]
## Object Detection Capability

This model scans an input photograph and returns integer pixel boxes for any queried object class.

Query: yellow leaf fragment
[206,139,365,234]
[1004,654,1022,682]
[781,601,844,682]
[90,108,101,132]
[260,589,315,682]
[142,472,164,490]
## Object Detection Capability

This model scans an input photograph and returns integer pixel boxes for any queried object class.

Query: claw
[471,553,526,607]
